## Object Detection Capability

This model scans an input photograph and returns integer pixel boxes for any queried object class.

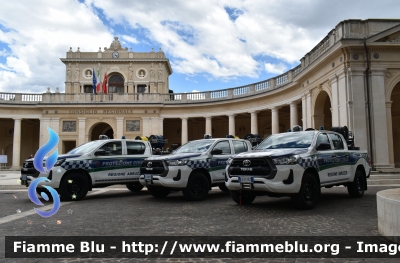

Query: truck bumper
[225,165,304,194]
[139,166,191,189]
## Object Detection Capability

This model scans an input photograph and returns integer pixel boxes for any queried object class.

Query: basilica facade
[1,19,400,172]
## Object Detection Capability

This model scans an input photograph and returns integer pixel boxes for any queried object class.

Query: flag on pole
[92,68,97,94]
[102,71,108,94]
[96,68,101,93]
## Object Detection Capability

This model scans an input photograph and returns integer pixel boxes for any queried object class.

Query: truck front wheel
[347,170,365,198]
[292,173,320,210]
[182,172,210,201]
[59,173,89,201]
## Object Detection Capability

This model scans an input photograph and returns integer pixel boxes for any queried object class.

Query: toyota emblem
[147,162,152,168]
[243,160,251,167]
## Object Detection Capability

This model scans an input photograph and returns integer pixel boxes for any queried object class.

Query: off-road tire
[347,170,365,198]
[59,173,89,201]
[182,172,210,201]
[291,173,320,210]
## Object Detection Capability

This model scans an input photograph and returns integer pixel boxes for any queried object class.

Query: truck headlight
[54,159,65,166]
[272,155,300,165]
[166,159,189,166]
[227,158,233,165]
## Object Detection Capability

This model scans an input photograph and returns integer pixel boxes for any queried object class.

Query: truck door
[93,141,126,184]
[328,133,351,182]
[125,141,147,182]
[315,133,337,186]
[210,140,232,184]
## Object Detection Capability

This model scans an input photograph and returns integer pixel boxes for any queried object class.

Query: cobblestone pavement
[0,185,399,263]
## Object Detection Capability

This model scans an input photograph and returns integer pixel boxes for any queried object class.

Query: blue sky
[0,0,399,93]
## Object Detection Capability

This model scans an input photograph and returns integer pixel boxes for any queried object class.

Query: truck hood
[235,148,309,158]
[25,153,83,161]
[147,153,203,161]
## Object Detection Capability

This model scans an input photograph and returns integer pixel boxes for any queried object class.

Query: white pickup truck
[20,138,153,201]
[225,127,371,209]
[139,138,253,201]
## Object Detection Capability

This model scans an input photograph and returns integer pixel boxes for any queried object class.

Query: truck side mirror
[211,149,223,155]
[94,149,106,156]
[316,143,331,151]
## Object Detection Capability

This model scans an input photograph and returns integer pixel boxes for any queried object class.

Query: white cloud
[120,35,139,45]
[264,63,287,75]
[0,0,113,93]
[0,0,399,92]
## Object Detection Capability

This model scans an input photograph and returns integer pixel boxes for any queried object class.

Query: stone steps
[367,174,400,185]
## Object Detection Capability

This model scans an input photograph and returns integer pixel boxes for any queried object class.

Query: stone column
[290,102,298,129]
[11,118,22,169]
[370,69,391,170]
[337,70,348,126]
[78,117,86,146]
[205,117,212,135]
[116,117,124,139]
[250,111,258,134]
[39,118,51,147]
[142,117,151,136]
[128,83,134,94]
[301,95,306,129]
[330,77,340,126]
[51,118,61,151]
[159,117,164,135]
[306,91,312,128]
[50,118,60,134]
[349,68,368,152]
[181,117,188,145]
[271,107,280,134]
[228,114,236,136]
[150,117,159,135]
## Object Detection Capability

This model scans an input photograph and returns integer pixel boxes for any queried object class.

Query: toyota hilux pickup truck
[139,137,252,201]
[20,138,153,201]
[225,126,371,209]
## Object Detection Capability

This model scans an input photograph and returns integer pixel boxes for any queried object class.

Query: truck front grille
[140,160,167,176]
[228,157,277,179]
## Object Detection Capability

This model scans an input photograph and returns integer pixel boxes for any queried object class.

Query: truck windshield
[174,140,214,154]
[68,141,105,154]
[257,132,315,149]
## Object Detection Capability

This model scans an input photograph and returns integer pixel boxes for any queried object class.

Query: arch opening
[90,122,114,141]
[391,82,400,168]
[313,90,332,131]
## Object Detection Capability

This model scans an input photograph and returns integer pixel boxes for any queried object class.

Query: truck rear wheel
[347,170,365,198]
[147,186,171,198]
[182,172,209,201]
[292,173,320,210]
[230,190,256,205]
[126,183,144,192]
[59,173,89,201]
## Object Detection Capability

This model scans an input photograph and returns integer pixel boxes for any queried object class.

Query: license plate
[144,175,153,180]
[238,176,254,183]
